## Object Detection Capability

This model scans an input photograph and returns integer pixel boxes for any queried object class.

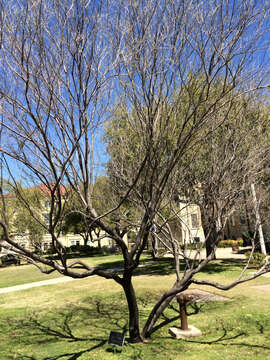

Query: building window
[191,214,199,228]
[70,240,80,246]
[193,237,200,243]
[230,214,235,226]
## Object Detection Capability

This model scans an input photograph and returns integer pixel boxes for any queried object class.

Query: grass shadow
[62,253,248,278]
[12,340,107,360]
[1,291,270,359]
[150,299,205,335]
[132,258,247,277]
[185,321,270,351]
[0,299,130,360]
[134,258,175,276]
[198,259,246,274]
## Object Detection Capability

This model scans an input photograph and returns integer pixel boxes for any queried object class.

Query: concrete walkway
[166,247,248,261]
[0,276,80,294]
[206,247,247,260]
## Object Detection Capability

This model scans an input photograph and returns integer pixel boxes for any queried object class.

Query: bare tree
[106,82,270,337]
[0,0,269,343]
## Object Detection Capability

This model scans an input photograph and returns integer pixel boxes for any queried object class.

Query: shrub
[245,251,268,268]
[70,245,79,253]
[68,244,116,256]
[180,242,205,250]
[157,248,167,257]
[218,239,243,248]
[45,247,56,255]
[64,246,72,254]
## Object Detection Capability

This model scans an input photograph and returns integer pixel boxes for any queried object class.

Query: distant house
[177,202,205,244]
[147,201,205,251]
[224,211,270,240]
[224,212,250,239]
[1,184,121,253]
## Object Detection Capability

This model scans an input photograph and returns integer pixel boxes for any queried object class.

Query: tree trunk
[142,293,176,338]
[203,220,218,259]
[205,231,217,259]
[83,233,89,247]
[251,183,266,254]
[142,281,188,338]
[244,190,252,235]
[200,207,217,259]
[122,274,143,343]
[151,232,158,260]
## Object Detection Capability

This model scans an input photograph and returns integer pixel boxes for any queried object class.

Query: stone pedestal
[169,325,202,339]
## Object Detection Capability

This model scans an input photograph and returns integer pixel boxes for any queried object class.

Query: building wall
[42,232,122,249]
[224,211,270,240]
[224,213,249,239]
[178,202,205,244]
[10,231,128,252]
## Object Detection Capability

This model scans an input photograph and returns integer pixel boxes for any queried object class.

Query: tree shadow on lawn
[13,341,107,360]
[3,296,269,359]
[89,257,246,279]
[1,300,130,360]
[68,253,246,277]
[199,259,246,274]
[183,320,270,352]
[150,300,205,335]
[132,258,246,277]
[160,302,270,352]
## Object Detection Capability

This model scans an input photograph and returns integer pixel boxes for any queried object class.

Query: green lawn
[0,254,134,288]
[0,258,270,359]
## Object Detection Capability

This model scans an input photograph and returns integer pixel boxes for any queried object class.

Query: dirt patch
[178,289,232,302]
